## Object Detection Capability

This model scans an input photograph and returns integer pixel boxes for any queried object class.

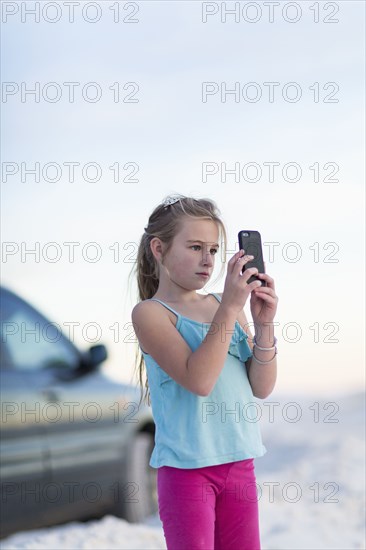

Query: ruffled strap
[208,293,252,363]
[228,323,253,363]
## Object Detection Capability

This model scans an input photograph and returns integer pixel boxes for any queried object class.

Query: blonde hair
[129,194,228,406]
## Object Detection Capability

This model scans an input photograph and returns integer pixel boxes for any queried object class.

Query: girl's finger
[253,294,277,305]
[230,250,246,263]
[254,286,276,298]
[228,250,244,273]
[257,272,275,289]
[238,261,257,280]
[230,252,263,282]
[251,292,278,305]
[253,286,278,301]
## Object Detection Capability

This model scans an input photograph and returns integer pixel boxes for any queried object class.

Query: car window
[1,291,80,372]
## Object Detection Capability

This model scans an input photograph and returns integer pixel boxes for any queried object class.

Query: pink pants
[157,458,261,550]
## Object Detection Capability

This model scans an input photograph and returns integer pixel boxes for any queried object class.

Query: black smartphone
[238,230,266,286]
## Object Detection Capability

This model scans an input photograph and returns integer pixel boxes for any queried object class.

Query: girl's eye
[191,245,218,255]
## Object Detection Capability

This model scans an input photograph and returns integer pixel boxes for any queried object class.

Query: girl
[131,195,278,550]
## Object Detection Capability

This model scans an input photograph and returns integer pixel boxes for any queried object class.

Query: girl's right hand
[220,249,262,315]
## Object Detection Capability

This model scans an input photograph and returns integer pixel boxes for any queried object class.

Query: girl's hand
[221,250,264,315]
[250,269,278,326]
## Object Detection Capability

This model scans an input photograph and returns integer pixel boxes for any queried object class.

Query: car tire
[115,431,158,523]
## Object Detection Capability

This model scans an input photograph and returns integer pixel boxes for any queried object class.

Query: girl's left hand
[250,270,278,326]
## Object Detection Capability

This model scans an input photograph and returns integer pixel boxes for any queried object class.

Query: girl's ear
[150,237,164,262]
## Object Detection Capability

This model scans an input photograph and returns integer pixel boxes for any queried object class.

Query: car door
[0,289,53,536]
[0,287,136,528]
[33,365,137,523]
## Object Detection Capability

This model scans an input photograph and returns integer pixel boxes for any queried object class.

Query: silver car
[0,286,157,539]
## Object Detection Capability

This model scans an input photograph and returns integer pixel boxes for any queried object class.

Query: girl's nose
[203,252,214,266]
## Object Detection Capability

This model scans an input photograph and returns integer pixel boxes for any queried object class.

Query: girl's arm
[132,298,240,397]
[217,292,277,399]
[237,306,277,399]
[132,251,261,397]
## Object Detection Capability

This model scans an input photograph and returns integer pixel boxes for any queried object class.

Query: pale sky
[1,1,365,397]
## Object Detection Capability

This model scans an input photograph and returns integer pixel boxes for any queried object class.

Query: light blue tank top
[141,293,267,469]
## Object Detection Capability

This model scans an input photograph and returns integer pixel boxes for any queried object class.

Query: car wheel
[114,431,158,523]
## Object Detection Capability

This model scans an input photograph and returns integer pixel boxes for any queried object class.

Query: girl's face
[160,218,220,290]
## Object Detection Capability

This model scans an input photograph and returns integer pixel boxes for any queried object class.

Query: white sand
[1,393,365,550]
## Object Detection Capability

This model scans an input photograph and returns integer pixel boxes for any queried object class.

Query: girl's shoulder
[131,298,177,326]
[132,298,165,317]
